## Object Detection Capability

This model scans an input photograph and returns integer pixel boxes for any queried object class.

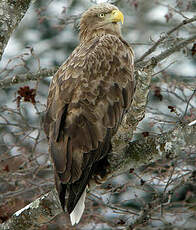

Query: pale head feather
[79,3,122,42]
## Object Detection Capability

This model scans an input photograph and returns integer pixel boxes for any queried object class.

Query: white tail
[70,187,86,225]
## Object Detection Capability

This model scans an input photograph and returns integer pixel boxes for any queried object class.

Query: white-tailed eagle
[44,3,135,225]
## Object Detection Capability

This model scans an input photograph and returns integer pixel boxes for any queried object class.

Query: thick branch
[0,189,61,230]
[112,59,156,150]
[109,124,196,179]
[0,0,32,61]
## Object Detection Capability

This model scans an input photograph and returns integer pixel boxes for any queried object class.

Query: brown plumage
[44,3,134,225]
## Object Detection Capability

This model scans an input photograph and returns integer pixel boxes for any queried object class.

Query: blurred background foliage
[0,0,196,229]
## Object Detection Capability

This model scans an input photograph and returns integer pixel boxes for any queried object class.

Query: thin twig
[181,88,196,120]
[136,34,196,68]
[135,16,196,63]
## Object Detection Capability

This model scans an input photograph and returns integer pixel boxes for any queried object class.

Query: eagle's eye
[98,13,105,18]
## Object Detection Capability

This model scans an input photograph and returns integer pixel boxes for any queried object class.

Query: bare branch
[136,34,196,68]
[153,35,196,64]
[181,89,196,120]
[135,16,196,63]
[0,68,58,89]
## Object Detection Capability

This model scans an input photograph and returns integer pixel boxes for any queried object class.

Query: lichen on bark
[0,0,31,60]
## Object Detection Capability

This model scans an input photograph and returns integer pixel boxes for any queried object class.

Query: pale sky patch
[96,0,108,3]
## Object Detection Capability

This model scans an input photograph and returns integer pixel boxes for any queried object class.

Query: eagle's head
[79,3,124,42]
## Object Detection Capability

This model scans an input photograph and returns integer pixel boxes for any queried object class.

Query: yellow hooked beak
[110,9,124,24]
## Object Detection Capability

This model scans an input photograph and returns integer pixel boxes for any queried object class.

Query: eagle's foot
[92,168,110,185]
[89,155,111,188]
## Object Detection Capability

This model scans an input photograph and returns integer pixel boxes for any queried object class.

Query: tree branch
[136,34,196,69]
[135,15,196,63]
[0,189,61,230]
[153,35,196,64]
[0,0,32,61]
[0,68,58,89]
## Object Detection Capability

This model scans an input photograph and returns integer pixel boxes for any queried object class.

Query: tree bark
[0,0,32,61]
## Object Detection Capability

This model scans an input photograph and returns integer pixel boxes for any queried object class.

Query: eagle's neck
[79,25,121,43]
